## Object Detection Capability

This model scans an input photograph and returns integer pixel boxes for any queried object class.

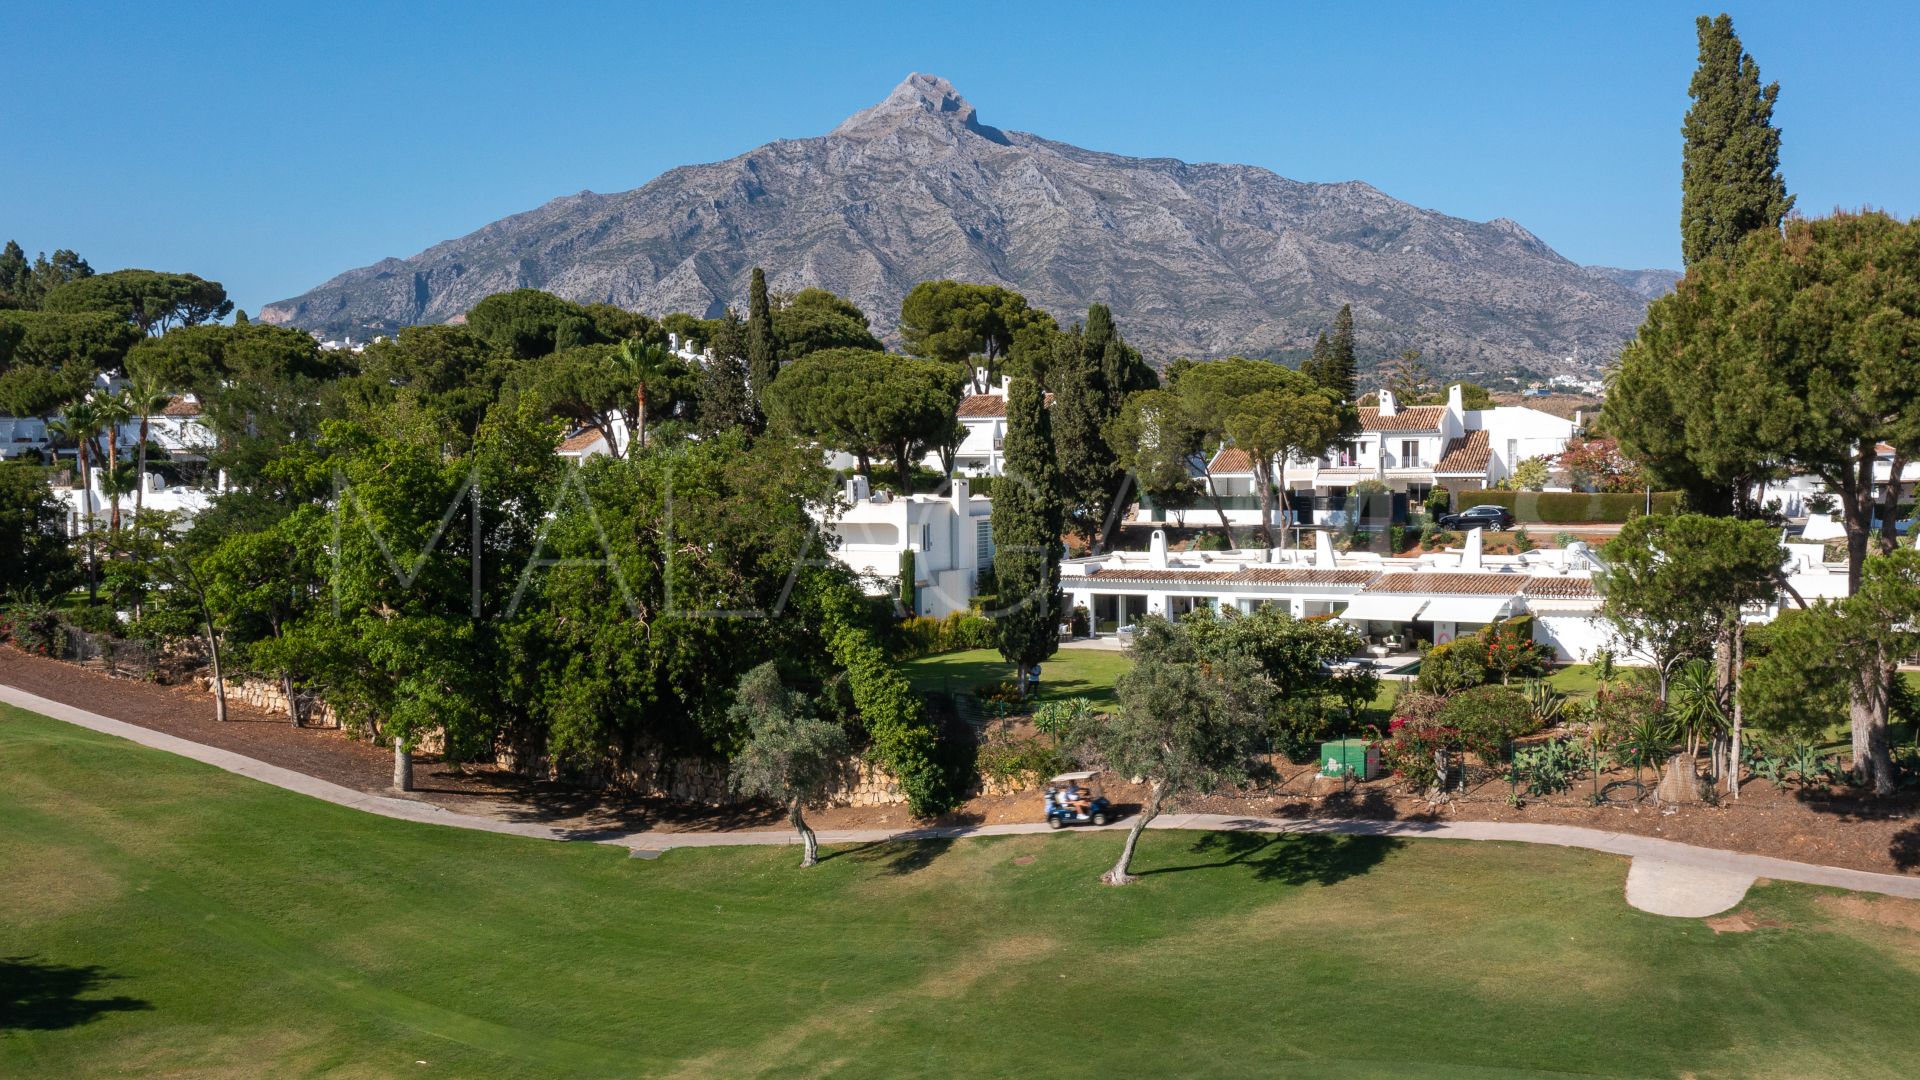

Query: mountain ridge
[261,73,1672,374]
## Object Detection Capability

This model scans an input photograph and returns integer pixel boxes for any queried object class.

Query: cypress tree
[1680,14,1793,267]
[746,267,778,418]
[1322,305,1357,403]
[1051,325,1114,552]
[992,371,1063,693]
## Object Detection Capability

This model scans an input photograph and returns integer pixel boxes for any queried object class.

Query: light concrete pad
[1625,855,1756,917]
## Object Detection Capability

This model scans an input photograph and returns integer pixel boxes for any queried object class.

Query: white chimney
[1377,389,1397,417]
[1315,528,1337,567]
[1461,526,1484,570]
[1149,529,1169,569]
[1447,383,1464,414]
[950,475,970,511]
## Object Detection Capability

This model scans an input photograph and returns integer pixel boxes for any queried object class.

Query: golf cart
[1044,771,1112,828]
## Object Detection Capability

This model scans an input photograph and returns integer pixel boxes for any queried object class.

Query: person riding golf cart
[1044,771,1112,828]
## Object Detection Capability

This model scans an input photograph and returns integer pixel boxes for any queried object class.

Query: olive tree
[1096,615,1276,884]
[728,662,850,868]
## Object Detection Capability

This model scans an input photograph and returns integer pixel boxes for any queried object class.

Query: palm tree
[611,340,678,452]
[123,374,173,528]
[48,399,102,603]
[93,388,134,542]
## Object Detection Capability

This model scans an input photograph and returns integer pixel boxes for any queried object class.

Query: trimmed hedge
[1457,490,1682,524]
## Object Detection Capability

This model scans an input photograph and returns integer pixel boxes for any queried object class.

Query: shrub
[974,730,1068,790]
[65,602,121,636]
[1804,492,1837,515]
[1424,486,1452,519]
[1380,715,1458,792]
[1439,685,1539,763]
[1031,697,1094,746]
[1069,604,1089,638]
[1389,525,1407,552]
[972,680,1025,710]
[1416,639,1488,695]
[1270,698,1335,764]
[5,601,67,656]
[891,611,998,659]
[1482,617,1553,683]
[1585,684,1663,748]
[1192,530,1230,551]
[1418,522,1437,548]
[1512,526,1534,553]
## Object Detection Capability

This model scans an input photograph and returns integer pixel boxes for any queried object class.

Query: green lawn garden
[902,645,1134,711]
[903,648,1613,729]
[6,704,1920,1078]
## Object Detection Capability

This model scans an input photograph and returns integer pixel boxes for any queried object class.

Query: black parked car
[1438,505,1516,530]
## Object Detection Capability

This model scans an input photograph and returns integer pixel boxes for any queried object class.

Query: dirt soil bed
[6,644,1919,872]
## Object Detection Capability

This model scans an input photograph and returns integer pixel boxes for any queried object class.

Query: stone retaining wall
[495,745,912,807]
[201,675,338,729]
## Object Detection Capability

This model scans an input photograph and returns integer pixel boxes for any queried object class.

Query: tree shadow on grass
[819,838,957,875]
[1,956,149,1033]
[1135,830,1403,886]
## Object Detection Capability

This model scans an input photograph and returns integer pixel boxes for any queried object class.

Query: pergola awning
[1338,595,1429,623]
[1418,595,1516,624]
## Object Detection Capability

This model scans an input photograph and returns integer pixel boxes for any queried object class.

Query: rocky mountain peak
[262,76,1672,376]
[831,72,1008,143]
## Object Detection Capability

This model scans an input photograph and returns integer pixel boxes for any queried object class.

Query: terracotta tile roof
[957,392,1051,419]
[1522,576,1599,598]
[957,395,1007,418]
[1085,567,1235,584]
[1434,429,1491,475]
[1226,567,1378,586]
[1360,405,1446,432]
[1208,447,1254,473]
[161,396,201,417]
[555,429,607,454]
[1365,571,1525,595]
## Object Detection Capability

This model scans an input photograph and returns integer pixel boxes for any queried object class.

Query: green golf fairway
[4,704,1917,1078]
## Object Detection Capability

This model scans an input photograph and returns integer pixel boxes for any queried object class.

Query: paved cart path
[9,682,1918,916]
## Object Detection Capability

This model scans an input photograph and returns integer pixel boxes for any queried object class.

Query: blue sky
[5,1,1915,315]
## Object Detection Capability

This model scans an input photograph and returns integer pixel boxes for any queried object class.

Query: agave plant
[1522,678,1565,729]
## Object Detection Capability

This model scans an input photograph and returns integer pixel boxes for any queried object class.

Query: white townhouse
[53,466,218,534]
[1759,442,1920,523]
[1150,384,1577,527]
[925,371,1051,478]
[2,392,215,462]
[551,410,635,463]
[818,476,995,618]
[1061,527,1849,663]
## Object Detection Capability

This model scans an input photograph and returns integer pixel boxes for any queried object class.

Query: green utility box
[1319,739,1379,780]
